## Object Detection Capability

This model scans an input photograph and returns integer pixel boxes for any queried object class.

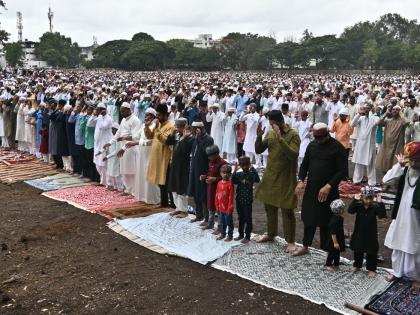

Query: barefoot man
[383,142,420,289]
[294,122,348,256]
[255,110,300,253]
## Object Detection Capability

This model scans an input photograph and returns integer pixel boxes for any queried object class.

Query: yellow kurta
[146,120,174,185]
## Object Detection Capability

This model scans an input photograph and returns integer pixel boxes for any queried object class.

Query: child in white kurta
[103,123,124,191]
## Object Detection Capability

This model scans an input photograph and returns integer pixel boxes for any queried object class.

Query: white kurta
[15,103,26,142]
[133,125,160,204]
[105,141,122,177]
[112,115,141,175]
[351,113,379,166]
[293,119,312,158]
[383,163,420,280]
[93,114,113,166]
[259,115,271,156]
[240,112,260,153]
[325,101,344,129]
[206,111,225,150]
[222,114,238,154]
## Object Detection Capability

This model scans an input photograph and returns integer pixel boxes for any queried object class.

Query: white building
[189,34,219,49]
[0,43,7,68]
[21,40,48,68]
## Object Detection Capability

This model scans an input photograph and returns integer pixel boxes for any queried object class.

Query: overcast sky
[1,0,419,46]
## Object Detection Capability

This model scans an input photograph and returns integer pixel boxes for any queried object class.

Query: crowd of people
[0,68,418,288]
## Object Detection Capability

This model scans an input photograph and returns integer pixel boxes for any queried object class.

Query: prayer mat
[365,278,419,315]
[24,173,92,191]
[339,182,363,199]
[0,160,59,184]
[212,238,391,315]
[107,213,241,264]
[0,149,36,164]
[42,185,140,213]
[102,204,170,219]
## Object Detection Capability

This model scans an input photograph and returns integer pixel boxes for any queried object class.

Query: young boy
[348,186,386,277]
[215,164,235,241]
[325,199,346,270]
[200,145,227,230]
[231,156,260,243]
[103,122,124,191]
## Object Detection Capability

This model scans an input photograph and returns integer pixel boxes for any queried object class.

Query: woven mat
[102,204,171,219]
[42,185,141,213]
[0,149,37,164]
[365,278,419,315]
[212,238,391,315]
[0,160,59,183]
[25,173,92,191]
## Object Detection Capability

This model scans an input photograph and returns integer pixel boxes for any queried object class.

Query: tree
[4,42,24,66]
[0,2,9,43]
[120,41,174,70]
[132,32,154,43]
[92,40,132,68]
[35,32,81,67]
[359,39,379,69]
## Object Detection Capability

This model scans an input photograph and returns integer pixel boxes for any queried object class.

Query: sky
[0,0,419,47]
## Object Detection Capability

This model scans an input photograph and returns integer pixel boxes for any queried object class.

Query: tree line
[2,13,420,70]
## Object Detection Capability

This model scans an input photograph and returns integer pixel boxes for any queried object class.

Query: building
[0,43,7,68]
[21,40,48,68]
[189,34,219,49]
[80,44,97,61]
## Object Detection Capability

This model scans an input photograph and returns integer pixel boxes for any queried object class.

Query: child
[231,156,260,243]
[39,123,49,162]
[215,164,235,241]
[200,144,227,230]
[103,122,124,191]
[348,186,386,277]
[325,199,346,270]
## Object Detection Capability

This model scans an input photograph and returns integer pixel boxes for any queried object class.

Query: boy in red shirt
[215,164,235,241]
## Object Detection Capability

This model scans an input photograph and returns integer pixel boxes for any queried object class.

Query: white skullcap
[191,121,204,127]
[121,102,131,109]
[121,92,127,96]
[145,107,157,116]
[302,93,309,98]
[227,107,236,112]
[339,108,349,116]
[211,103,220,108]
[97,103,106,109]
[19,96,26,101]
[63,104,73,112]
[313,122,328,130]
[112,122,120,129]
[133,93,140,97]
[144,94,151,98]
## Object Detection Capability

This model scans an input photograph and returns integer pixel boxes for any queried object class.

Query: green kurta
[255,127,300,209]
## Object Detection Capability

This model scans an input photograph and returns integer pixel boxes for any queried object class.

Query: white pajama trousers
[96,164,108,186]
[173,193,188,212]
[122,174,136,195]
[353,161,377,186]
[108,175,124,191]
[391,249,420,281]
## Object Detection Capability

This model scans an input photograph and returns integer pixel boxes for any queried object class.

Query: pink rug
[42,185,141,217]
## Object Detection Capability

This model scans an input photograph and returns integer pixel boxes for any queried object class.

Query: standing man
[206,103,225,153]
[294,123,348,256]
[145,104,175,208]
[255,110,301,253]
[166,118,193,218]
[239,103,260,165]
[351,104,379,185]
[383,143,420,289]
[188,121,214,223]
[376,105,410,177]
[104,102,141,195]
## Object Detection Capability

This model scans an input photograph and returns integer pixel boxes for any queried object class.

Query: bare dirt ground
[0,181,392,315]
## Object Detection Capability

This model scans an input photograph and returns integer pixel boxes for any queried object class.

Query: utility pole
[17,11,23,42]
[48,6,54,33]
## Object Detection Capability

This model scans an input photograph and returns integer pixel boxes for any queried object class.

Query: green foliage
[4,42,24,66]
[35,32,81,67]
[89,14,420,70]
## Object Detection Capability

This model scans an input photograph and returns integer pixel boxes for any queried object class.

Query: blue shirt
[68,112,85,145]
[234,95,249,116]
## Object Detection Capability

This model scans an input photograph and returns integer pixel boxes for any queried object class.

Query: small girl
[348,186,386,278]
[325,199,346,271]
[39,123,49,162]
[215,164,235,241]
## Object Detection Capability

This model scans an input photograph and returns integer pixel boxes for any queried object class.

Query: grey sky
[1,0,419,47]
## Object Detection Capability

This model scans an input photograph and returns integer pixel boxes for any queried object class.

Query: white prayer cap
[145,107,157,116]
[194,86,199,90]
[133,93,140,97]
[313,122,328,130]
[227,107,236,112]
[112,122,120,129]
[210,103,220,109]
[200,87,206,91]
[302,93,309,98]
[87,90,94,95]
[97,103,106,109]
[144,94,151,98]
[121,102,131,109]
[339,108,349,116]
[19,96,26,101]
[121,92,127,96]
[191,121,204,127]
[212,86,218,90]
